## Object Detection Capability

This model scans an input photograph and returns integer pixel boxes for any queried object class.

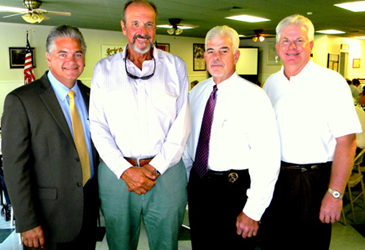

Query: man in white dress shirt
[183,25,280,250]
[89,1,190,249]
[261,15,361,250]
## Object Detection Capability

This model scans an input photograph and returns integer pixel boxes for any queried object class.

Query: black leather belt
[281,161,332,172]
[207,169,248,183]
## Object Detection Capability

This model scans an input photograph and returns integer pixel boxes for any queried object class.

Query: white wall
[0,22,206,115]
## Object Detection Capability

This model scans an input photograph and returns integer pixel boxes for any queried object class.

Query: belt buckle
[228,172,238,183]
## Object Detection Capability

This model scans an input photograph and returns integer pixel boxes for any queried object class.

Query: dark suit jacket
[2,72,99,243]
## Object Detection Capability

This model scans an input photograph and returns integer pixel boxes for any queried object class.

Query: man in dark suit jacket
[2,25,99,250]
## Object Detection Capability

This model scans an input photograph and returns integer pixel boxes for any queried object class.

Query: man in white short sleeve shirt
[261,14,361,250]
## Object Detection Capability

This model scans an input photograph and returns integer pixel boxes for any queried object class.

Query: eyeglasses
[279,38,308,48]
[125,52,156,80]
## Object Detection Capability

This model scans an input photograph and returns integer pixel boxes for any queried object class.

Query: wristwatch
[328,188,343,199]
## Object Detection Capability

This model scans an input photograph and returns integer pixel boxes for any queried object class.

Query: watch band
[328,188,343,199]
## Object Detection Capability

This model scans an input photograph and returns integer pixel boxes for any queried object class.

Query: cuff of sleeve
[149,155,169,175]
[243,202,263,222]
[102,154,133,179]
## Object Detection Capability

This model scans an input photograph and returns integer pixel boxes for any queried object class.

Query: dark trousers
[187,168,256,250]
[260,163,332,250]
[24,177,98,250]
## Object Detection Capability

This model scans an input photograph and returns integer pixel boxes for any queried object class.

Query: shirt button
[77,182,83,187]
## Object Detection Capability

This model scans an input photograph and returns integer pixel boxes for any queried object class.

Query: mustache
[211,62,224,66]
[133,34,152,42]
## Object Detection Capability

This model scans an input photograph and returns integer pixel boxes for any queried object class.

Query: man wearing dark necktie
[2,25,99,250]
[183,25,281,250]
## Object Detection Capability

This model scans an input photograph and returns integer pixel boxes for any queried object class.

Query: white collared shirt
[183,72,281,221]
[90,47,190,178]
[264,59,361,164]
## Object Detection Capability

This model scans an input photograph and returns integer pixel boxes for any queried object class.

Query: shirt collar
[279,59,313,82]
[47,71,80,101]
[122,44,159,61]
[213,71,239,90]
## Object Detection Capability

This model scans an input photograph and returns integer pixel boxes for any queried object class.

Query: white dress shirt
[183,72,281,221]
[90,47,191,179]
[264,59,361,164]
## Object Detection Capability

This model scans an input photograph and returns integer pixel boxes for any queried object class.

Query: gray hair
[46,25,86,56]
[205,25,239,53]
[122,0,158,24]
[276,14,314,43]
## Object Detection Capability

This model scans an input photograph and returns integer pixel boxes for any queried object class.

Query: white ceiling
[0,0,365,38]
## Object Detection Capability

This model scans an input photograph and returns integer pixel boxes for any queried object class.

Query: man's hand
[21,225,45,248]
[121,166,156,195]
[236,212,259,238]
[142,164,160,180]
[319,192,342,224]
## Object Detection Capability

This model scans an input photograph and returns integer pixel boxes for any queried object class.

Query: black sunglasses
[125,51,156,80]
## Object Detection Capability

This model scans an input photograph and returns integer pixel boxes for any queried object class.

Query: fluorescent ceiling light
[157,24,194,29]
[316,29,345,34]
[225,15,270,23]
[238,35,246,38]
[335,1,365,12]
[355,36,365,39]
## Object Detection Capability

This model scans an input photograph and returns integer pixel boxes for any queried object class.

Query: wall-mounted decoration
[353,58,361,68]
[341,44,349,50]
[156,43,170,52]
[193,43,206,71]
[327,53,339,72]
[267,41,281,65]
[9,47,36,69]
[101,45,124,58]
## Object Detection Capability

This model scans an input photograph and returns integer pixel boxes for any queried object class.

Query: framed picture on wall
[267,41,281,65]
[9,47,36,68]
[353,58,361,68]
[156,43,170,52]
[193,43,206,71]
[101,45,124,58]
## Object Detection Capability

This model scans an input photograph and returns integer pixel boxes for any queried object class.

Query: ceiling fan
[241,29,275,42]
[157,18,196,36]
[0,0,71,23]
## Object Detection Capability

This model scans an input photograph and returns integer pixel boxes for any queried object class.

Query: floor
[1,194,365,250]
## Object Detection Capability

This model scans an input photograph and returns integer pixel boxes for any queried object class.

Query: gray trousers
[98,160,187,250]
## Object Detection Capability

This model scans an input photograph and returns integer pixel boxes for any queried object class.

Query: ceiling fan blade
[0,6,28,13]
[3,13,24,18]
[42,14,50,20]
[43,10,71,16]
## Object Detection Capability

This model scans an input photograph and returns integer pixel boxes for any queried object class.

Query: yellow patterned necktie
[68,90,91,186]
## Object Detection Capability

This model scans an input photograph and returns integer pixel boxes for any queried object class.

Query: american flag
[24,37,35,85]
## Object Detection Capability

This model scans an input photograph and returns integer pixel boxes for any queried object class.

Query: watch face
[333,191,340,198]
